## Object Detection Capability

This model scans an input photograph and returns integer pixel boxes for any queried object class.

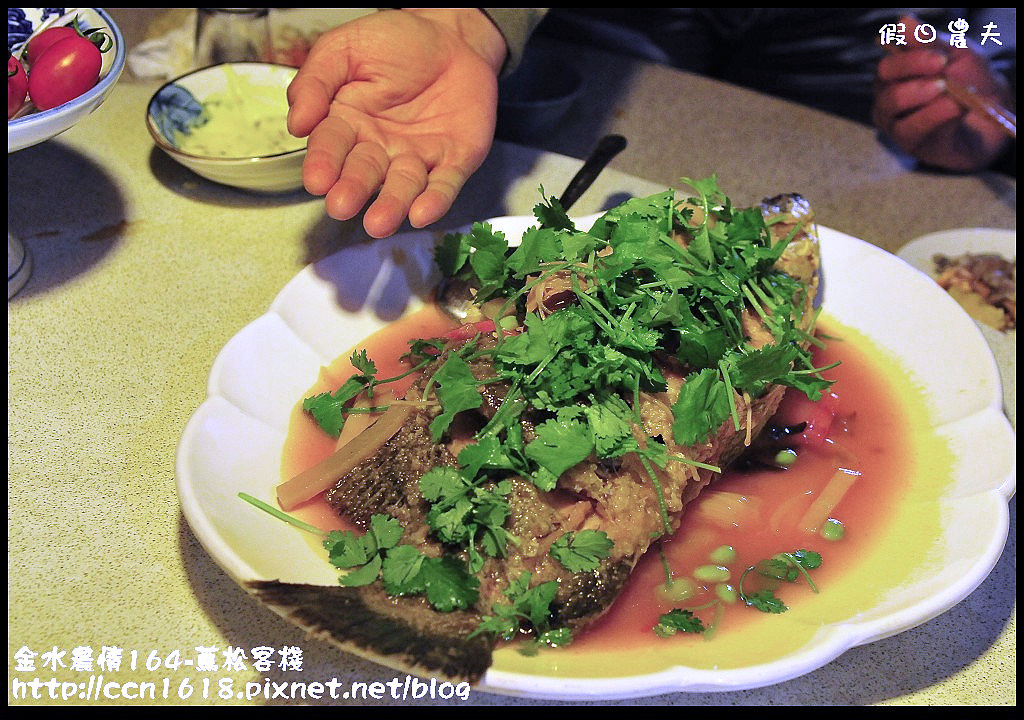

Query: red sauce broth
[280,306,911,650]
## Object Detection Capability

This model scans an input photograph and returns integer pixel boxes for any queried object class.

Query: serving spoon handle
[558,134,628,211]
[437,134,629,320]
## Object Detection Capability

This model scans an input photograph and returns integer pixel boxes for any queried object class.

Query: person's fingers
[886,93,962,154]
[408,164,471,229]
[362,153,429,238]
[302,114,357,196]
[874,76,947,129]
[324,141,390,221]
[877,49,947,82]
[286,72,335,138]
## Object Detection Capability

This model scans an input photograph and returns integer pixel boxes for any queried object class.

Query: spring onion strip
[666,453,721,472]
[238,492,327,536]
[638,453,673,537]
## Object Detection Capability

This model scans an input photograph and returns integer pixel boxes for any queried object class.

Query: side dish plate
[176,217,1015,698]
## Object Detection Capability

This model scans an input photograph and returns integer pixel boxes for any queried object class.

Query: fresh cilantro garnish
[471,571,572,651]
[297,179,838,644]
[302,350,378,438]
[419,466,514,572]
[426,354,485,441]
[322,513,479,611]
[380,548,480,612]
[302,345,439,438]
[524,412,595,491]
[738,549,823,613]
[324,514,402,587]
[652,608,706,637]
[549,529,614,573]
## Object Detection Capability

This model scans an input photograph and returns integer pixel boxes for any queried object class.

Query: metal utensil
[558,134,628,211]
[439,134,628,319]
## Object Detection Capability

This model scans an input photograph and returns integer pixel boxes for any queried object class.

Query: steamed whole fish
[249,183,825,684]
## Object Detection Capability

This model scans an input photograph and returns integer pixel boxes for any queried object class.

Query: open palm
[287,10,503,238]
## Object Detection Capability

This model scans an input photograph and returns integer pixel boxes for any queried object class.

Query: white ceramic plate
[176,217,1015,698]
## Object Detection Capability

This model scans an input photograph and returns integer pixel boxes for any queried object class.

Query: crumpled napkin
[126,8,375,82]
[127,16,195,81]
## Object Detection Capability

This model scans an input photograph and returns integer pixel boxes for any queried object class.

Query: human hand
[872,14,1013,172]
[287,9,506,237]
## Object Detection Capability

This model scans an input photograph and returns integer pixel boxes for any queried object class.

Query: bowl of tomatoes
[8,8,126,153]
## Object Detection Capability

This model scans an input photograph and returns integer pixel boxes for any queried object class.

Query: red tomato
[8,55,28,118]
[24,25,81,66]
[443,319,497,342]
[773,387,842,448]
[27,36,102,111]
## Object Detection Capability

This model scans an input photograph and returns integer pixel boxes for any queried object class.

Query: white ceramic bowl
[146,62,307,193]
[7,8,127,153]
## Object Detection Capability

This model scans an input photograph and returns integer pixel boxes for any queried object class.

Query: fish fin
[247,580,493,684]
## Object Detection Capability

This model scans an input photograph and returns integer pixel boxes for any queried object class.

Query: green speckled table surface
[8,10,1014,707]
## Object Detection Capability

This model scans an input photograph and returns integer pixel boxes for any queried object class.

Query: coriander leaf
[338,553,382,587]
[533,191,575,231]
[791,549,823,570]
[302,348,384,437]
[472,611,519,641]
[675,325,730,370]
[473,572,563,643]
[537,627,573,647]
[467,222,509,300]
[419,466,465,503]
[418,555,480,612]
[323,529,370,569]
[583,393,637,458]
[427,355,483,441]
[426,496,474,545]
[380,544,426,596]
[349,348,377,377]
[653,608,706,637]
[435,231,471,277]
[757,556,800,583]
[506,226,563,277]
[514,579,560,629]
[457,435,518,478]
[728,343,800,396]
[671,367,733,446]
[742,588,788,614]
[302,376,368,438]
[324,514,403,587]
[367,514,404,552]
[559,230,600,264]
[549,530,614,573]
[524,415,594,486]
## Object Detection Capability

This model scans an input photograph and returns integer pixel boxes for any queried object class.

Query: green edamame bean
[655,577,696,603]
[694,565,731,583]
[708,544,736,564]
[820,518,845,541]
[715,583,738,604]
[774,449,798,466]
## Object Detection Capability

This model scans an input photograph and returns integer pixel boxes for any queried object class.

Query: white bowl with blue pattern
[146,62,307,194]
[7,7,126,153]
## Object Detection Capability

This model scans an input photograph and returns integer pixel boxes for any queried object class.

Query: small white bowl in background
[146,62,307,193]
[7,7,127,153]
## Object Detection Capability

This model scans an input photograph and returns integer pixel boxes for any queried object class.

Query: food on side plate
[933,252,1016,332]
[248,179,835,683]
